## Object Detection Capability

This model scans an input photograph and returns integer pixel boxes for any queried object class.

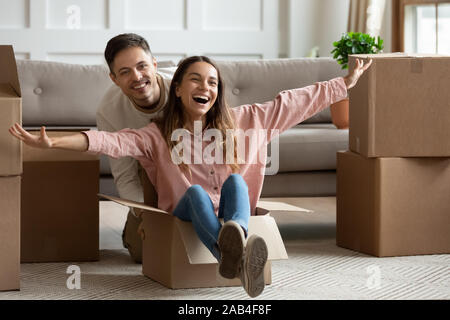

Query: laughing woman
[9,56,371,298]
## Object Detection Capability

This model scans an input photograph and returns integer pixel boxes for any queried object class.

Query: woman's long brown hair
[155,56,239,174]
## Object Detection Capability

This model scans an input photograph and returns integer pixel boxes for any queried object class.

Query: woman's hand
[9,123,89,151]
[9,123,53,149]
[343,58,373,90]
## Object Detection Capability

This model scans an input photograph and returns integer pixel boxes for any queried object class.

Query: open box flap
[256,200,313,213]
[175,219,215,264]
[176,215,288,265]
[99,194,290,264]
[99,194,312,216]
[98,194,167,215]
[247,215,289,260]
[0,45,21,96]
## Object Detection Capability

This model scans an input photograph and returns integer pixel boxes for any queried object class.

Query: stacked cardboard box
[337,53,450,257]
[0,45,22,291]
[21,131,100,262]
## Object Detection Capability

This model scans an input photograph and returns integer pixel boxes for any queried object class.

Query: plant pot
[330,98,349,129]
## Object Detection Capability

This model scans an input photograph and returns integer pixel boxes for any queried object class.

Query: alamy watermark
[170,121,279,175]
[66,5,81,29]
[66,265,81,290]
[366,265,381,289]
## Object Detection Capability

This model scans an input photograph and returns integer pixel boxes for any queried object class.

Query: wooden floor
[99,197,337,250]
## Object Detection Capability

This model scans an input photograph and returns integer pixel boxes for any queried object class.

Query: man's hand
[343,58,373,90]
[9,123,53,148]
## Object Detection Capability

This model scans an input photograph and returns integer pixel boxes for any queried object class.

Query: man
[97,33,175,262]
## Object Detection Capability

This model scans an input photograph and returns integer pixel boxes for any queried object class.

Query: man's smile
[131,79,150,91]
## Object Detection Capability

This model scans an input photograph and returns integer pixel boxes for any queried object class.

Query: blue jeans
[172,174,250,261]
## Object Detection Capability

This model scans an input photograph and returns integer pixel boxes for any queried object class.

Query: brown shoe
[122,210,143,263]
[218,221,245,279]
[240,235,268,298]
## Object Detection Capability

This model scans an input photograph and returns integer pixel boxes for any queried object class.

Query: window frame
[392,0,450,52]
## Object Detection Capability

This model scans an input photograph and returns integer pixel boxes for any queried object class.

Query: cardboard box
[0,45,22,175]
[21,131,99,262]
[99,194,303,289]
[348,53,450,157]
[336,151,450,257]
[0,176,21,291]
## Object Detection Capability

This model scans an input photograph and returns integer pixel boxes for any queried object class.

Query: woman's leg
[219,174,268,297]
[172,185,221,260]
[218,173,250,233]
[217,174,250,279]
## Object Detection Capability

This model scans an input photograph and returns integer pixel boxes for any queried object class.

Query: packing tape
[411,59,423,73]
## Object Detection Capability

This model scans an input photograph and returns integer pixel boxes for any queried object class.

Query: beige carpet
[1,198,449,300]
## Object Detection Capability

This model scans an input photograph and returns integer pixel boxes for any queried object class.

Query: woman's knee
[223,174,248,190]
[185,184,208,200]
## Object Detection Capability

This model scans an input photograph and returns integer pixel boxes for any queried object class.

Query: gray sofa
[16,57,348,197]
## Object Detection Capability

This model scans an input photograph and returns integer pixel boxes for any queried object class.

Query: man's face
[110,46,159,107]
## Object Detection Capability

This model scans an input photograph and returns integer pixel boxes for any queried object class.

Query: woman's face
[175,61,219,123]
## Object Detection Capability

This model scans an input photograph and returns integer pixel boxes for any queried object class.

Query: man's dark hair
[104,33,152,74]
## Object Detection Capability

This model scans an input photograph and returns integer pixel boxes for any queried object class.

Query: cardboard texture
[21,131,100,262]
[0,45,22,175]
[336,151,450,257]
[99,193,293,289]
[348,53,450,157]
[0,176,21,291]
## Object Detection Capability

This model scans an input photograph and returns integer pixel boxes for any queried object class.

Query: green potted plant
[330,32,383,129]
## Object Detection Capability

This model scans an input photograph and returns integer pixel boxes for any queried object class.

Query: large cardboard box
[100,194,300,289]
[336,151,450,257]
[21,131,99,262]
[0,176,21,291]
[348,53,450,157]
[0,45,22,175]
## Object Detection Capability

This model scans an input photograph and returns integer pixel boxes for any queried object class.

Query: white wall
[284,0,392,58]
[0,0,279,64]
[0,0,392,64]
[286,0,350,58]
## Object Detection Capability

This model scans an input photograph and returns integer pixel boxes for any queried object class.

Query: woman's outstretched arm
[231,58,373,139]
[9,123,88,151]
[9,123,152,160]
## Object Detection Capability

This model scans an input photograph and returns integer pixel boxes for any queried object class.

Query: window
[392,0,450,54]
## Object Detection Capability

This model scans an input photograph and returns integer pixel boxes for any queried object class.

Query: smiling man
[97,33,175,263]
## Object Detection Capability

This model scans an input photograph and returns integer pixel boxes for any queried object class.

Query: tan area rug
[1,240,448,300]
[1,199,448,300]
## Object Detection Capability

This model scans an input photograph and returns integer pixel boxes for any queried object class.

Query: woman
[9,56,371,297]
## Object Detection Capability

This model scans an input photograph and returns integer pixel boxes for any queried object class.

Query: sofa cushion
[301,106,331,124]
[275,123,348,172]
[17,60,111,126]
[261,170,337,197]
[216,57,345,124]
